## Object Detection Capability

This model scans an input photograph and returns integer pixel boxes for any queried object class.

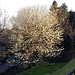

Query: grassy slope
[18,58,75,75]
[52,58,75,75]
[18,63,66,75]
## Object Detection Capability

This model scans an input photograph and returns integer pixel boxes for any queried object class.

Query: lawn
[52,58,75,75]
[18,63,66,75]
[18,58,75,75]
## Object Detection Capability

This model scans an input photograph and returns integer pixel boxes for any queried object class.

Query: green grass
[18,58,75,75]
[52,58,75,75]
[18,63,66,75]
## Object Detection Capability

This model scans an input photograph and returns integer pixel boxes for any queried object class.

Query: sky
[0,0,75,17]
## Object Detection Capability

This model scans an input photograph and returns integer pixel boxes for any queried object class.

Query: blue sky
[0,0,74,16]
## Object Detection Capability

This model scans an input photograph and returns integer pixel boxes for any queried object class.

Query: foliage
[0,1,74,65]
[0,9,9,57]
[10,3,66,64]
